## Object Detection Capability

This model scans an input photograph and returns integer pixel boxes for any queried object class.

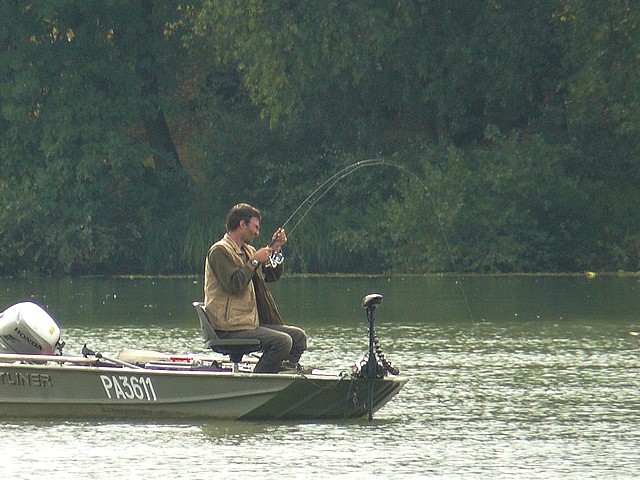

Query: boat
[0,295,407,420]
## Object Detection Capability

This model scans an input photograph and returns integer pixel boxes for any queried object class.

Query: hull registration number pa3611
[99,374,157,401]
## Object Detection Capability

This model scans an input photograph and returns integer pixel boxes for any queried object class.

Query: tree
[557,0,640,270]
[192,0,563,146]
[1,1,639,275]
[0,0,190,273]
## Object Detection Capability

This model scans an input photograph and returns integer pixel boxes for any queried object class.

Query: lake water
[1,274,639,479]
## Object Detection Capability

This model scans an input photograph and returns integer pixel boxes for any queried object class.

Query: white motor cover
[0,301,61,355]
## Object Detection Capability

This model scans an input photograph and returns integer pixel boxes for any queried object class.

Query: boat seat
[192,302,261,372]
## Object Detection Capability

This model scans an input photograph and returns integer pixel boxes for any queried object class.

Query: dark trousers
[216,324,307,373]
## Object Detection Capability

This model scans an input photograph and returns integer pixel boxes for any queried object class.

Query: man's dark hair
[226,203,261,231]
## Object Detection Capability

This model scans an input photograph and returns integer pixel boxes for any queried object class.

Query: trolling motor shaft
[360,293,401,421]
[363,293,383,422]
[363,294,383,389]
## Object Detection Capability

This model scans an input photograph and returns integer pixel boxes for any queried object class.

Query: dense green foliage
[1,1,638,275]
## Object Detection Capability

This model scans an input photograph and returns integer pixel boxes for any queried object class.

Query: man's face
[241,216,260,243]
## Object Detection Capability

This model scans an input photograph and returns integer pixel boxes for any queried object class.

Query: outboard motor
[0,301,61,355]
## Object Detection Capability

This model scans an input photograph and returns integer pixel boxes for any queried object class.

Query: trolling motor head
[362,293,383,311]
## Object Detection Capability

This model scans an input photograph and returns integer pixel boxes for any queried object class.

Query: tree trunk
[137,0,185,183]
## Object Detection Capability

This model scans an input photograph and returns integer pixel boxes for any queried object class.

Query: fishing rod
[279,159,389,235]
[265,157,474,321]
[266,159,387,265]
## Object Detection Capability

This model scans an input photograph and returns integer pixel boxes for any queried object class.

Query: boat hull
[0,361,406,420]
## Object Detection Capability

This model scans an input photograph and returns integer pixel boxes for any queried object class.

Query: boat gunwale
[0,352,408,384]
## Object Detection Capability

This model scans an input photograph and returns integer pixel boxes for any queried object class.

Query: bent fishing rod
[264,157,473,320]
[265,158,390,264]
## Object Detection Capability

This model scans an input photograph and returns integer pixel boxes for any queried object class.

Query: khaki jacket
[204,234,284,331]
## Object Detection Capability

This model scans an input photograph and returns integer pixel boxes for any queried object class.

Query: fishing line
[272,157,474,321]
[284,159,386,236]
[276,159,385,235]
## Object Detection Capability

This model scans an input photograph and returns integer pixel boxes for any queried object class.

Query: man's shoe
[280,360,302,371]
[279,361,313,374]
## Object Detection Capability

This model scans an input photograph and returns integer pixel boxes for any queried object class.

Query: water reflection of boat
[0,296,406,420]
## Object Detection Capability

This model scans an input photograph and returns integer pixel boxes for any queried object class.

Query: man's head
[226,203,261,243]
[226,203,261,231]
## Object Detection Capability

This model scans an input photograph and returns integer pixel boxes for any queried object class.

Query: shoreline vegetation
[3,271,639,281]
[1,3,639,276]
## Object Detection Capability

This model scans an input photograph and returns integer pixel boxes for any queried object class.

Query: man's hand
[271,228,287,252]
[251,246,273,264]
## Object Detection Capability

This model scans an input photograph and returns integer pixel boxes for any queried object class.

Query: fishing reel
[266,251,284,268]
[265,226,286,268]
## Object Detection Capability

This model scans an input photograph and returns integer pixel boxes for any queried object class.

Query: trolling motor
[359,294,399,378]
[363,293,383,386]
[359,293,399,421]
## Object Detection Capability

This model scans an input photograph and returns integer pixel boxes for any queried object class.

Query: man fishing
[204,203,307,373]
